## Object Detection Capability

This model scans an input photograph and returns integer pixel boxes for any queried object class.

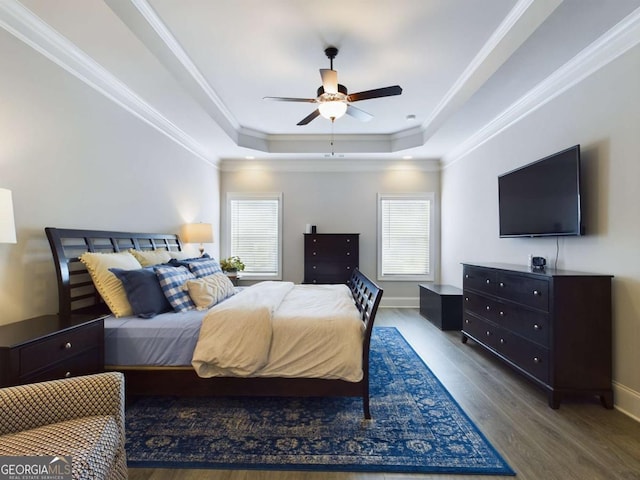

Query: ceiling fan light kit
[264,46,402,125]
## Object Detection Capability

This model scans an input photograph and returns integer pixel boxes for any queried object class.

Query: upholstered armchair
[0,372,127,480]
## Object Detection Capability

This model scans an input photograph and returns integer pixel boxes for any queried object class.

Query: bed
[45,227,383,418]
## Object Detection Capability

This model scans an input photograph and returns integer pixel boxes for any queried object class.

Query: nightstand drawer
[20,349,102,384]
[19,322,103,377]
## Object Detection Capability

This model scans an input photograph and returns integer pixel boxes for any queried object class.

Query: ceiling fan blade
[263,96,317,103]
[347,85,402,102]
[346,105,373,122]
[320,69,338,94]
[297,109,320,126]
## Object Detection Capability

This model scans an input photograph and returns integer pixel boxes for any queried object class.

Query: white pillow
[169,244,201,260]
[185,273,236,310]
[79,251,142,317]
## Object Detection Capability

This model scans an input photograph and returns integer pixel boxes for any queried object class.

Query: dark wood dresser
[0,314,105,387]
[461,262,613,409]
[304,233,359,284]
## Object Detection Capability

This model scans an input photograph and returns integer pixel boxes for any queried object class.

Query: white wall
[0,30,220,325]
[441,45,640,418]
[221,165,440,305]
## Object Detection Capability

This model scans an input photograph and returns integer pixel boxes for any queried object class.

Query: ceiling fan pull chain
[330,119,335,156]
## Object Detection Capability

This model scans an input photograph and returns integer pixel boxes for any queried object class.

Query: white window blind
[228,193,282,278]
[378,193,434,280]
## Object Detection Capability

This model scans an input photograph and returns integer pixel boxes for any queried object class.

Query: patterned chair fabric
[0,372,127,480]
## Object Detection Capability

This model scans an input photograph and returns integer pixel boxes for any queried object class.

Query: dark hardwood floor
[129,308,640,480]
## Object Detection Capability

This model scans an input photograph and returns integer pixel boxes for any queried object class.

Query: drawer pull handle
[499,311,505,317]
[65,371,71,378]
[485,305,490,311]
[64,342,72,349]
[346,266,351,270]
[533,357,541,364]
[533,290,541,296]
[465,274,469,279]
[346,252,350,256]
[465,297,469,302]
[499,282,505,288]
[486,331,491,336]
[465,319,469,324]
[346,239,350,242]
[313,252,317,256]
[500,338,505,344]
[313,239,316,243]
[485,279,491,284]
[313,266,316,269]
[533,324,541,330]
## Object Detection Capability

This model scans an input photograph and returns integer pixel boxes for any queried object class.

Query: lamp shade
[0,188,17,244]
[181,223,213,244]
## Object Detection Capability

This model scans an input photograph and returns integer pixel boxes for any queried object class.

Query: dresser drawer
[19,322,102,377]
[499,333,549,383]
[463,265,497,295]
[496,303,549,347]
[462,314,501,350]
[463,290,500,323]
[20,349,102,384]
[495,272,549,311]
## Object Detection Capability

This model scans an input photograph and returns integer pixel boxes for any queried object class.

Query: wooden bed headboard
[45,227,184,319]
[45,227,383,332]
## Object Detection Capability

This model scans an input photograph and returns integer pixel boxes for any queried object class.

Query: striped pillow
[154,265,196,312]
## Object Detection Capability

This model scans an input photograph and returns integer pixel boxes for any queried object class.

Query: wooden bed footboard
[45,227,383,418]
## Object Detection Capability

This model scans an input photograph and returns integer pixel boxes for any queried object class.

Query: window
[377,193,435,281]
[226,193,282,280]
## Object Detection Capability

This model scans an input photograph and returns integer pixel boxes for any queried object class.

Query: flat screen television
[498,145,583,237]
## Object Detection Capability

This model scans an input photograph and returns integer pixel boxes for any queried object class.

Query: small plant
[220,256,245,272]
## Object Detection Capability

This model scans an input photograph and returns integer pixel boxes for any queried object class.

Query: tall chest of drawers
[461,263,613,409]
[304,233,359,284]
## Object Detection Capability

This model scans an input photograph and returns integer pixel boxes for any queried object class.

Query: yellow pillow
[129,249,171,267]
[185,273,236,310]
[79,251,142,317]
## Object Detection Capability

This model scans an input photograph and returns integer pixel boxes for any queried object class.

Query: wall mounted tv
[498,144,583,238]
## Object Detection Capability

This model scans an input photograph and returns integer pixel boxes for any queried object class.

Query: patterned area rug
[126,327,515,475]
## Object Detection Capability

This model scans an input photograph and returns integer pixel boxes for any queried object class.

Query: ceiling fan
[264,46,402,125]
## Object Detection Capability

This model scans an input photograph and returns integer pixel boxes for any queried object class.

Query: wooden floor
[129,308,640,480]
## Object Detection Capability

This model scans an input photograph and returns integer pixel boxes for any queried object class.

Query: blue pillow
[169,257,222,278]
[154,265,196,312]
[110,267,172,318]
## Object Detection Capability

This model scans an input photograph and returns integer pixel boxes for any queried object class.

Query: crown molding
[421,0,561,141]
[0,0,218,166]
[442,5,640,168]
[220,157,440,173]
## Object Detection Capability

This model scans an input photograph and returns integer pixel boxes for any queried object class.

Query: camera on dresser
[461,262,613,409]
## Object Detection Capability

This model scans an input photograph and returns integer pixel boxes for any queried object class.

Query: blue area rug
[126,327,515,475]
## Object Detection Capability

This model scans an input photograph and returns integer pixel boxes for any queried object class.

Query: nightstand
[0,314,105,387]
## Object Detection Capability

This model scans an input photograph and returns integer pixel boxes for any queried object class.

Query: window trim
[377,192,436,282]
[225,192,283,281]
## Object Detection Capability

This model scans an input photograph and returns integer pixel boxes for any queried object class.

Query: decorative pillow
[154,265,196,312]
[110,267,172,318]
[185,273,236,310]
[169,245,202,260]
[169,257,222,278]
[129,249,171,267]
[79,252,142,317]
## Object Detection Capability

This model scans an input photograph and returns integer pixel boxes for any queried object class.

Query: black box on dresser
[461,262,613,409]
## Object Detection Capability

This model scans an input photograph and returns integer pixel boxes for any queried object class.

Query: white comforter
[191,281,365,382]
